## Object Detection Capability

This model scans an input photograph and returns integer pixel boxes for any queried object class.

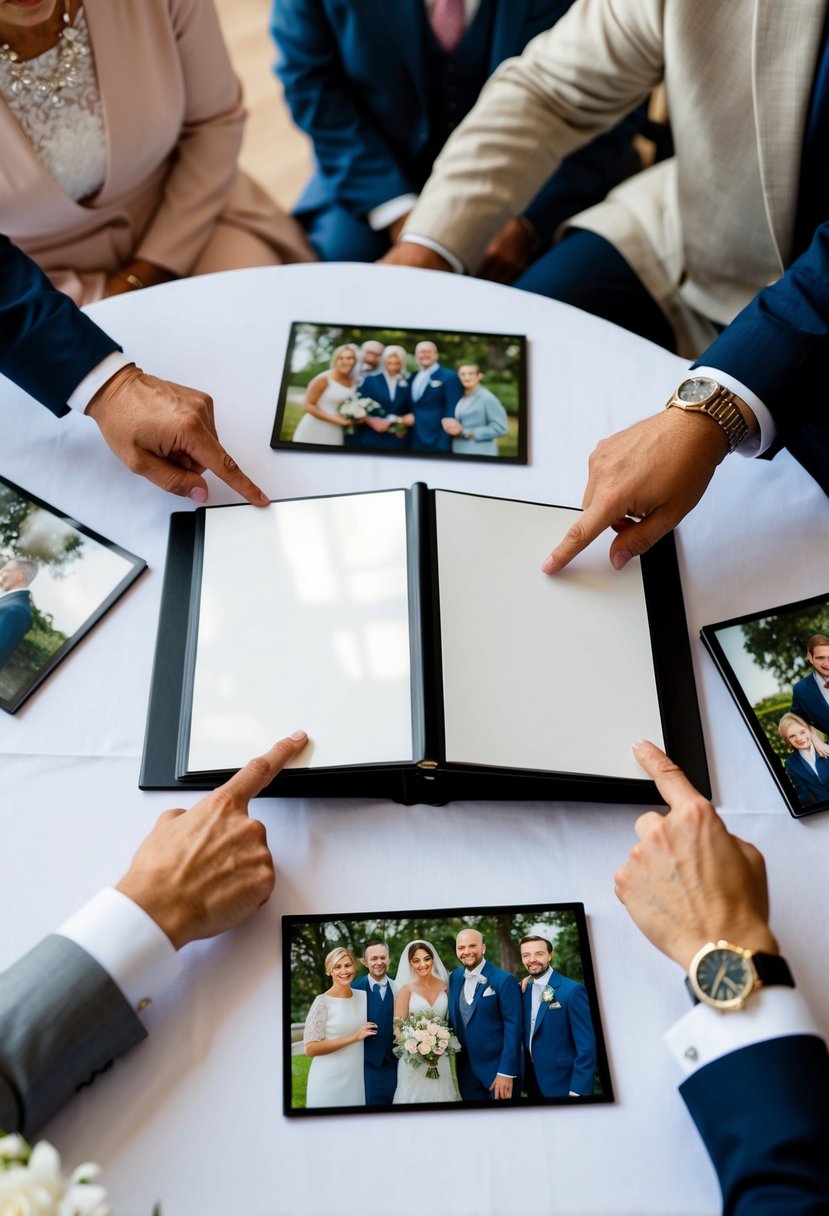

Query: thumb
[607,507,675,570]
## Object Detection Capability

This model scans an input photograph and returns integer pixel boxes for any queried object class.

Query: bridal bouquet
[337,393,382,434]
[0,1133,110,1215]
[393,1012,461,1081]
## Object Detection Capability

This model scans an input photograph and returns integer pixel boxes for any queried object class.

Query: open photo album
[0,473,145,713]
[702,591,829,818]
[140,485,707,805]
[283,901,612,1116]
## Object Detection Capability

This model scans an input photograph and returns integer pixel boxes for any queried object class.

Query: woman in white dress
[393,940,459,1104]
[303,946,377,1108]
[292,343,360,445]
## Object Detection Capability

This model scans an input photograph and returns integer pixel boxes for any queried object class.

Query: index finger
[220,731,309,806]
[187,427,269,507]
[542,500,615,574]
[632,740,710,810]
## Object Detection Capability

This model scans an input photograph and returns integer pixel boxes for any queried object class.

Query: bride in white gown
[292,343,360,446]
[393,940,459,1104]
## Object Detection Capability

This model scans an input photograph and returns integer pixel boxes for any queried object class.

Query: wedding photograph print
[0,475,146,713]
[703,591,829,817]
[271,321,527,463]
[283,902,611,1117]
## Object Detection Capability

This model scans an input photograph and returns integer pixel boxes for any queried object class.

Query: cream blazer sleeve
[406,0,665,272]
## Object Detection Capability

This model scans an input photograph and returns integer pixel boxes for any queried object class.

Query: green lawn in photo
[292,1053,311,1109]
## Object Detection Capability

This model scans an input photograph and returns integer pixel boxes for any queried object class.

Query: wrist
[674,925,779,972]
[115,875,188,951]
[85,362,140,417]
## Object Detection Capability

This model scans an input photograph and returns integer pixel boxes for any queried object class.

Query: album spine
[406,482,444,768]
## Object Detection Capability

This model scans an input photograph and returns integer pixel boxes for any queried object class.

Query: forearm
[305,1033,355,1056]
[406,0,661,270]
[0,237,120,415]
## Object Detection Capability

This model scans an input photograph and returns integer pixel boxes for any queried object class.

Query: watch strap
[667,382,751,453]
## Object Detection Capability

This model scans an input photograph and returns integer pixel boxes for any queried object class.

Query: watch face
[677,377,718,405]
[695,947,753,1005]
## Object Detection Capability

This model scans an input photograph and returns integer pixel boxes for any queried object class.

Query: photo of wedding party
[704,592,829,816]
[0,477,145,713]
[271,321,527,463]
[283,902,609,1116]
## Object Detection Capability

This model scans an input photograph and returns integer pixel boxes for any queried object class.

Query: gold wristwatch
[686,940,794,1011]
[665,377,750,452]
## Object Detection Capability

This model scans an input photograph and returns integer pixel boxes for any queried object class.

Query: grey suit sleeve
[0,935,146,1136]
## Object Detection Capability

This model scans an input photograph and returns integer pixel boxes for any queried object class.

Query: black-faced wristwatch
[665,376,751,453]
[685,940,794,1011]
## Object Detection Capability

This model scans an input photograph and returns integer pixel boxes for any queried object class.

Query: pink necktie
[430,0,466,55]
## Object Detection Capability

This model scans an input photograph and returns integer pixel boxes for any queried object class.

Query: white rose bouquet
[337,393,382,434]
[0,1132,110,1216]
[393,1012,461,1081]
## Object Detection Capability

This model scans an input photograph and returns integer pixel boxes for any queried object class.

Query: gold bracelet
[115,271,145,291]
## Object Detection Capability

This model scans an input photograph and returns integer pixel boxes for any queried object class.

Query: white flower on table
[0,1136,110,1216]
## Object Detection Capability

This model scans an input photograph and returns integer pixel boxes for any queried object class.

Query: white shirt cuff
[56,887,181,1015]
[67,352,133,414]
[692,365,776,455]
[367,194,418,233]
[400,234,466,275]
[665,986,823,1078]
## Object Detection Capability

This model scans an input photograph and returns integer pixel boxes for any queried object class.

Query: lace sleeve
[303,995,328,1044]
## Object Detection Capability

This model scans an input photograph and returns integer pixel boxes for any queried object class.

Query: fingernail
[631,739,647,751]
[612,550,631,570]
[541,556,555,574]
[189,486,208,504]
[290,730,307,741]
[257,490,270,506]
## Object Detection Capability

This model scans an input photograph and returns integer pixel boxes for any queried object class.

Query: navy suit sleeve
[271,0,415,217]
[0,601,31,669]
[785,756,815,806]
[0,935,146,1136]
[0,236,120,416]
[695,221,829,440]
[523,106,646,243]
[566,983,597,1095]
[495,972,523,1079]
[680,1035,829,1215]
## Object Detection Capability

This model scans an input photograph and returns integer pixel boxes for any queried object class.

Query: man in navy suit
[0,559,36,670]
[271,0,644,275]
[791,635,829,736]
[408,342,461,453]
[519,934,596,1099]
[0,236,267,508]
[618,739,829,1215]
[448,928,522,1101]
[351,940,398,1104]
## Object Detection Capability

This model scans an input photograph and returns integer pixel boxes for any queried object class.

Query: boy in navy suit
[519,933,596,1099]
[791,634,829,736]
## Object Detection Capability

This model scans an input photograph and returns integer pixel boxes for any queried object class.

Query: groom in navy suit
[351,940,398,1104]
[409,342,461,453]
[0,558,36,670]
[449,928,522,1101]
[791,635,829,736]
[519,934,596,1099]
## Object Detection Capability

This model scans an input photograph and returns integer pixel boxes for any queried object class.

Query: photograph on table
[271,321,527,463]
[702,591,829,818]
[0,475,146,714]
[283,901,611,1116]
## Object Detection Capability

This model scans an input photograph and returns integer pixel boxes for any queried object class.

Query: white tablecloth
[2,264,828,1216]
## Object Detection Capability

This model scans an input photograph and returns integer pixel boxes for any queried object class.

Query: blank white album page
[434,491,664,779]
[185,491,413,773]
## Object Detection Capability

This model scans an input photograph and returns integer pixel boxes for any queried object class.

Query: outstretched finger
[632,740,710,811]
[186,427,269,507]
[220,731,309,807]
[541,501,615,574]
